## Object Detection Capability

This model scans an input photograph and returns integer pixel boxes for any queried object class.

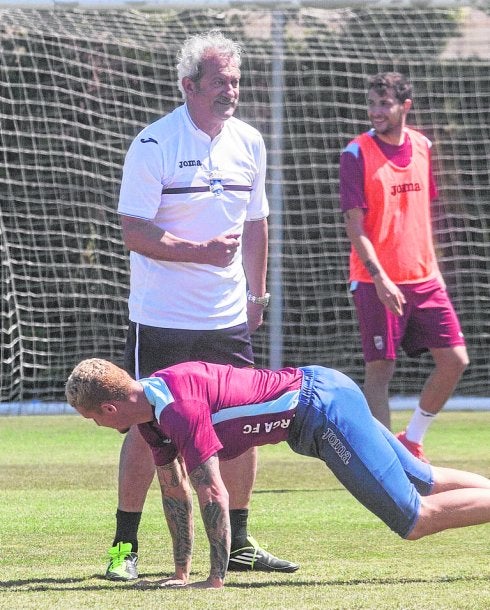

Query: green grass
[0,411,489,609]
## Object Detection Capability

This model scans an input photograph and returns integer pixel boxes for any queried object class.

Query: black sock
[112,509,142,553]
[229,508,249,550]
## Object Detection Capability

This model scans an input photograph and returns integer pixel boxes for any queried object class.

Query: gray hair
[176,29,242,98]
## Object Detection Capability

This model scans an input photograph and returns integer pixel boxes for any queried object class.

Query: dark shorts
[289,366,433,537]
[351,278,466,361]
[124,321,254,379]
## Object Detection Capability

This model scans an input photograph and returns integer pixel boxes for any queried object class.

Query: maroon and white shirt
[137,361,303,473]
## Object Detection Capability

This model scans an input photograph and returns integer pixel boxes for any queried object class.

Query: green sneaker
[105,542,138,581]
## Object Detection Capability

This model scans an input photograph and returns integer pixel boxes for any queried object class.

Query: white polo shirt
[118,104,269,330]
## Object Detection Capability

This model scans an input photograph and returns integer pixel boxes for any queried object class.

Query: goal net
[1,2,489,408]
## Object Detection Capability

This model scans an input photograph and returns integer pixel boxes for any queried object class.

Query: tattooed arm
[189,454,231,589]
[155,455,194,585]
[344,207,406,316]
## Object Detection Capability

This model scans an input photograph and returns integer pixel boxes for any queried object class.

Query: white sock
[405,406,436,444]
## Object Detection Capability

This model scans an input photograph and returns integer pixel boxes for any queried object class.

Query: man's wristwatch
[246,290,270,308]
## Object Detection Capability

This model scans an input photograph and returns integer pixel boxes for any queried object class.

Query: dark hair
[367,72,412,104]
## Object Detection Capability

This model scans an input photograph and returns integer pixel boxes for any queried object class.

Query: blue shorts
[288,366,434,537]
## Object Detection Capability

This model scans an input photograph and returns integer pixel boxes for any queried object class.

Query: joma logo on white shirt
[178,159,202,168]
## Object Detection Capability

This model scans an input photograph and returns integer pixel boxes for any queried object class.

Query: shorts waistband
[298,366,316,407]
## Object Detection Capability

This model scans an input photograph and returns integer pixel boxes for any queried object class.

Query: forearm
[120,216,240,267]
[156,458,194,582]
[201,499,231,586]
[344,211,384,280]
[353,234,385,279]
[121,216,203,263]
[242,219,268,331]
[242,218,268,295]
[190,456,231,588]
[344,208,405,314]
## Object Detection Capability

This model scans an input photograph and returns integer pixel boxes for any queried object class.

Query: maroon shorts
[351,278,466,362]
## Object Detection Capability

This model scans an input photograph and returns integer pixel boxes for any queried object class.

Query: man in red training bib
[340,72,468,461]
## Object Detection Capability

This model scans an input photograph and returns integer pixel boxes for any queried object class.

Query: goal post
[0,2,489,408]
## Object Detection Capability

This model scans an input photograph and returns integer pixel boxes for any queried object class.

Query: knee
[453,346,470,371]
[404,500,432,541]
[405,525,424,541]
[456,345,470,369]
[365,360,396,386]
[437,348,469,377]
[459,352,470,371]
[453,354,470,379]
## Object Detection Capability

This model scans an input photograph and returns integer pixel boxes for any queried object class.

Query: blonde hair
[65,358,132,412]
[176,29,242,98]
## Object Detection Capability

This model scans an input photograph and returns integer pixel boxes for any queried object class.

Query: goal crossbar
[0,0,483,10]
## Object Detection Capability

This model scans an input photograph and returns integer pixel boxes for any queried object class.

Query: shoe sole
[228,563,299,573]
[105,573,138,581]
[228,555,300,573]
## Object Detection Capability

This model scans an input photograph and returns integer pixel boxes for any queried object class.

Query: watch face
[257,294,270,307]
[247,291,270,307]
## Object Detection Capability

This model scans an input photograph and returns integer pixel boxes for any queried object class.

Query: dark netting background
[1,6,489,404]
